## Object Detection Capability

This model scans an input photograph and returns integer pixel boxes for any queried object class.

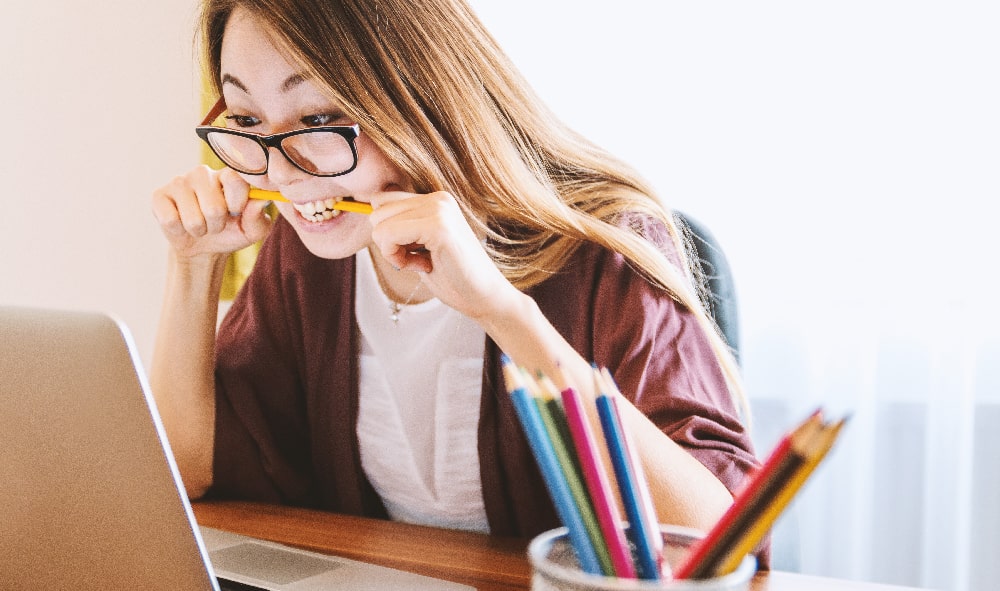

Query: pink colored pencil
[561,384,637,578]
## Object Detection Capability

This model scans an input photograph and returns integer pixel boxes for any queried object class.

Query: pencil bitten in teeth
[294,198,345,222]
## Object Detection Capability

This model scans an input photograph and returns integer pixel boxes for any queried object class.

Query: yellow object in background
[219,243,263,301]
[200,90,264,302]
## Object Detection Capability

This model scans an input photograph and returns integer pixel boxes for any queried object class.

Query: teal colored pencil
[501,357,603,575]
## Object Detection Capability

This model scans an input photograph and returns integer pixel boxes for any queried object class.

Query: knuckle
[202,203,229,221]
[161,217,187,237]
[183,219,208,237]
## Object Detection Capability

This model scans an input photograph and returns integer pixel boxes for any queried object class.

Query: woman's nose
[264,146,306,185]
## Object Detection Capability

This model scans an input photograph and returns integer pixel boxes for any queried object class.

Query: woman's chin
[284,213,369,260]
[299,233,367,260]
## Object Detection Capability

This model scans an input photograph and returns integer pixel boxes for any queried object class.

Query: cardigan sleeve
[485,225,769,565]
[531,222,759,498]
[519,227,769,567]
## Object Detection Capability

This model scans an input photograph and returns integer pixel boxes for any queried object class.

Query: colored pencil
[595,369,664,580]
[713,416,848,575]
[559,377,637,578]
[248,188,373,214]
[500,357,603,575]
[528,372,615,576]
[674,410,843,579]
[673,411,821,579]
[598,367,663,570]
[501,358,844,584]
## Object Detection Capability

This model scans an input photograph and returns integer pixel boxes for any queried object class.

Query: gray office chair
[673,211,740,363]
[673,211,801,572]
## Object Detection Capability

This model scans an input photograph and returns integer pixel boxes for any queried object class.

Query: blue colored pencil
[501,356,603,575]
[598,367,665,573]
[595,369,664,580]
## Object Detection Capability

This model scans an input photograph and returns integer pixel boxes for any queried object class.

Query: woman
[151,0,760,548]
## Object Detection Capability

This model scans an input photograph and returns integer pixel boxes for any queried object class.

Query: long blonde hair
[200,0,747,416]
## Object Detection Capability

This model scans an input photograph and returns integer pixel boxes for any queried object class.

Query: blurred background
[2,2,997,589]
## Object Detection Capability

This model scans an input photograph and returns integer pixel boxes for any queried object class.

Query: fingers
[218,168,251,217]
[186,168,229,236]
[367,189,414,211]
[368,191,437,270]
[151,165,266,256]
[152,166,220,237]
[152,174,205,243]
[366,189,520,321]
[369,191,490,279]
[394,246,433,273]
[240,198,275,243]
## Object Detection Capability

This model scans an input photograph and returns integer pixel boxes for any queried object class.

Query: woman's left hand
[367,190,519,323]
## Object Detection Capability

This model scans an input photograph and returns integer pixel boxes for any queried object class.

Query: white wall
[1,1,200,363]
[467,0,999,337]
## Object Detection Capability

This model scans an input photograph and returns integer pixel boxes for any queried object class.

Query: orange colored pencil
[713,417,848,575]
[673,411,824,579]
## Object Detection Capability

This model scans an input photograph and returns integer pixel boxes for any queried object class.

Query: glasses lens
[206,132,267,174]
[281,131,355,176]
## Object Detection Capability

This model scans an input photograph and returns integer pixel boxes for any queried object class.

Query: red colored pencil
[673,410,823,579]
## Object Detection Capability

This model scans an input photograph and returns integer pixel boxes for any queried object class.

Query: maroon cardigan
[209,217,762,557]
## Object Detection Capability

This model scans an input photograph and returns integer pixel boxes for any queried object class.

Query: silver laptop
[0,306,471,591]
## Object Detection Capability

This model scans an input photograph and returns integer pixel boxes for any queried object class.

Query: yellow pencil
[247,188,373,214]
[713,417,848,576]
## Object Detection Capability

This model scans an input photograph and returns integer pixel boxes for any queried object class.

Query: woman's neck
[365,245,430,305]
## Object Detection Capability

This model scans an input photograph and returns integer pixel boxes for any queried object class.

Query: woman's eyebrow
[221,73,249,93]
[219,72,308,95]
[281,73,307,92]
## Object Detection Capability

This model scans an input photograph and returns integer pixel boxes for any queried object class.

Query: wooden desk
[193,501,924,591]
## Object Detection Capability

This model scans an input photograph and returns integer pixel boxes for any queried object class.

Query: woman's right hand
[151,165,274,258]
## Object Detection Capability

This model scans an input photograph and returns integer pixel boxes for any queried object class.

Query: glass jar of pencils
[528,525,756,591]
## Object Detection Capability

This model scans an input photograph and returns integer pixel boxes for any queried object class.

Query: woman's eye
[224,114,260,128]
[301,113,344,127]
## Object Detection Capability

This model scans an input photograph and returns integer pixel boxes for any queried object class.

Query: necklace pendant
[389,303,402,324]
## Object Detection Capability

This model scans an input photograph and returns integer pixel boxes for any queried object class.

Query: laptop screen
[0,306,219,590]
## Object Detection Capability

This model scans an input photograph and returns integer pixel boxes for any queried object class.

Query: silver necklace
[370,249,424,325]
[388,281,423,324]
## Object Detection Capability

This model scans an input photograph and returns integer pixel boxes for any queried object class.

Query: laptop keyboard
[216,576,269,591]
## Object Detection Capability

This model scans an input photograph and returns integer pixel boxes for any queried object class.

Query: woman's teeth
[294,198,344,223]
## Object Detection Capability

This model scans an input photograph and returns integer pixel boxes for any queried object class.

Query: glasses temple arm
[201,96,227,126]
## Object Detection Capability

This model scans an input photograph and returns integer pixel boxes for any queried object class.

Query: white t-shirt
[354,248,489,532]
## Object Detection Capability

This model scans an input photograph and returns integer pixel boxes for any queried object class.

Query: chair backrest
[672,215,804,572]
[673,211,740,364]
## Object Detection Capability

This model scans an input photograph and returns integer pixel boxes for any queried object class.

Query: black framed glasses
[195,97,360,177]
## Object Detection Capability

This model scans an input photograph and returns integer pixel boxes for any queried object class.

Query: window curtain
[744,300,999,591]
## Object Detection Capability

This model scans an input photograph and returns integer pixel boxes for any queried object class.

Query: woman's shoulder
[528,212,688,313]
[612,210,685,270]
[556,211,684,284]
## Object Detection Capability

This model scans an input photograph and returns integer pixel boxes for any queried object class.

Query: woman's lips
[293,198,346,223]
